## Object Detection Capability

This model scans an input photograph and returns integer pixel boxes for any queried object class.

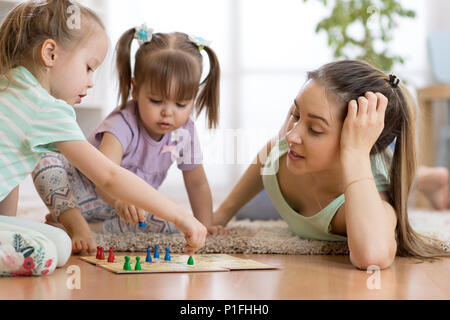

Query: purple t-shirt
[88,101,203,190]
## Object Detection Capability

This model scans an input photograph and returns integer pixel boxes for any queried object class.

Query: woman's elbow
[350,248,396,270]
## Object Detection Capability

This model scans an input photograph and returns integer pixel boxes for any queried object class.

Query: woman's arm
[331,162,397,270]
[344,165,397,270]
[214,104,294,226]
[338,92,397,270]
[214,136,279,226]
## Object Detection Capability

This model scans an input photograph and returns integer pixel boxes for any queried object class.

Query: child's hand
[114,199,146,224]
[174,214,207,255]
[340,92,388,161]
[207,225,228,236]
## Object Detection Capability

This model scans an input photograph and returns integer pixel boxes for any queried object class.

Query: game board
[80,254,278,274]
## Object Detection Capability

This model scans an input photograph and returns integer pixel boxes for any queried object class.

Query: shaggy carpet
[94,210,450,255]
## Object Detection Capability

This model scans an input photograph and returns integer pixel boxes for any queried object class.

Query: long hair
[116,29,221,129]
[0,0,104,80]
[308,59,449,261]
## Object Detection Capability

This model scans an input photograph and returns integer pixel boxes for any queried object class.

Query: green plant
[304,0,416,71]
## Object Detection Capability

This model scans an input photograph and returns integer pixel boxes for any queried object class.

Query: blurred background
[1,0,449,216]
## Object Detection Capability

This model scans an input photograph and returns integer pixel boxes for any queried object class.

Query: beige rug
[94,210,450,255]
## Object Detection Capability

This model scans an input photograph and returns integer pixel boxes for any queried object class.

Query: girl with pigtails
[32,24,224,253]
[215,60,450,270]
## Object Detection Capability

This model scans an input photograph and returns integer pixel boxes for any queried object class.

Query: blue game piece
[145,248,152,263]
[164,248,171,261]
[154,245,159,259]
[139,221,146,228]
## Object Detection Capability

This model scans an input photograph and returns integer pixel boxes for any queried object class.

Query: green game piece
[123,256,131,271]
[135,256,142,271]
[187,256,194,265]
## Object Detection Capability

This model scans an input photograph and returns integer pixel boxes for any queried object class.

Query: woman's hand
[212,207,233,227]
[114,199,146,224]
[340,92,388,161]
[207,225,228,236]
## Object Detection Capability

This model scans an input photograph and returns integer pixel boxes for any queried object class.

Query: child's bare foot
[56,209,98,255]
[45,213,66,230]
[67,224,97,255]
[417,166,449,210]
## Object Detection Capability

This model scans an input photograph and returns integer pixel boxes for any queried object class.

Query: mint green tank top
[261,138,390,242]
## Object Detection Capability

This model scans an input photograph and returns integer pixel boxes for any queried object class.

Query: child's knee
[32,153,78,218]
[32,153,66,191]
[32,152,66,178]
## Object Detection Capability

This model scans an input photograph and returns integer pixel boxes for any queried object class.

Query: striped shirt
[0,66,86,201]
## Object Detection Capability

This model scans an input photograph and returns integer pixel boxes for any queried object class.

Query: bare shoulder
[329,192,397,236]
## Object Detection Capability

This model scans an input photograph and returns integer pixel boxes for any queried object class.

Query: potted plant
[304,0,416,71]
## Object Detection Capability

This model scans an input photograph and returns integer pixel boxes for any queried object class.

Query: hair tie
[188,35,211,51]
[388,74,400,88]
[134,23,154,46]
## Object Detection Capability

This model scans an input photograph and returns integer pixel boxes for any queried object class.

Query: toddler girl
[215,60,450,270]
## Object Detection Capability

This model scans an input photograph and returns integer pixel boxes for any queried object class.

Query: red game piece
[98,246,105,260]
[96,246,101,259]
[107,247,115,263]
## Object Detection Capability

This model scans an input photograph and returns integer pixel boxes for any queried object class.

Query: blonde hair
[308,60,449,261]
[0,0,105,79]
[116,29,221,129]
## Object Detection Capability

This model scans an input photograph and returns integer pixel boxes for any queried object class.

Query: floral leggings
[0,216,71,277]
[31,153,178,234]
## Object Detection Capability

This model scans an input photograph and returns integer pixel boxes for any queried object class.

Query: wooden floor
[1,253,449,300]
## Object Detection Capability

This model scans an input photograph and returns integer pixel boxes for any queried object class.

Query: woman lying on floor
[214,60,450,270]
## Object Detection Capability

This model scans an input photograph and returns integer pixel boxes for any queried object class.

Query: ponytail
[116,28,135,110]
[390,85,449,260]
[196,46,221,129]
